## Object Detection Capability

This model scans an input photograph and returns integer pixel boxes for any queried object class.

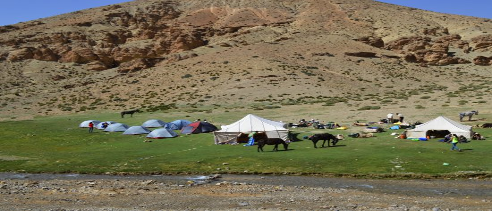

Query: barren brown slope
[0,0,491,121]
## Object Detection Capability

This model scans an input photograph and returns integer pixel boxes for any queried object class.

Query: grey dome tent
[123,126,151,135]
[96,121,117,129]
[79,120,101,128]
[104,123,129,132]
[146,128,178,139]
[165,119,192,130]
[142,119,167,128]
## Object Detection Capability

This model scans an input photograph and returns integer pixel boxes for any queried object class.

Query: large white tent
[406,116,473,139]
[213,114,289,144]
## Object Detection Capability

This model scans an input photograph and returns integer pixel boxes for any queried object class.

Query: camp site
[1,106,491,177]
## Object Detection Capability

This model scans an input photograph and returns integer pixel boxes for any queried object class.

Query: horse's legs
[322,139,327,148]
[469,115,472,121]
[332,139,338,146]
[121,113,124,118]
[273,144,278,151]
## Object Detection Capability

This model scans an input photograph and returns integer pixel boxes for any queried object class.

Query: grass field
[1,110,491,178]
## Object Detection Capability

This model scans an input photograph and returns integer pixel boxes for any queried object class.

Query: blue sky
[0,0,491,26]
[377,0,492,19]
[0,0,131,26]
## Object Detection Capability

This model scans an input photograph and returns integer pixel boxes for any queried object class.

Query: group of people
[88,122,109,133]
[386,113,404,124]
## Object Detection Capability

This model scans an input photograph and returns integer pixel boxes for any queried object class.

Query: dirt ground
[1,174,491,210]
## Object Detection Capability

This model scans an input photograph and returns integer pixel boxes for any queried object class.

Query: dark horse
[459,110,478,122]
[257,138,289,152]
[308,133,339,148]
[121,109,140,118]
[253,132,289,152]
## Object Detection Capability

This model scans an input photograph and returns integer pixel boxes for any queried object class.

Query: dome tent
[165,119,192,130]
[146,128,178,139]
[213,114,289,144]
[181,121,218,134]
[406,116,473,139]
[79,120,101,128]
[123,126,151,135]
[141,119,167,128]
[104,123,129,132]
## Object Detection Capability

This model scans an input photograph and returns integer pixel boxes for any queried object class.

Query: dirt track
[1,173,491,210]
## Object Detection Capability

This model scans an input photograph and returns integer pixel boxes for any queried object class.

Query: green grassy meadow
[1,111,491,178]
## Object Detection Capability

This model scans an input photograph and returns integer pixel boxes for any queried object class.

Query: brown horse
[120,109,140,118]
[252,132,289,152]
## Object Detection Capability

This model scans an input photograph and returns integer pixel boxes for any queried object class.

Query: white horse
[459,111,478,122]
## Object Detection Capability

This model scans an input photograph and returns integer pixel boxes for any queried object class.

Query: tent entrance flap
[426,130,450,138]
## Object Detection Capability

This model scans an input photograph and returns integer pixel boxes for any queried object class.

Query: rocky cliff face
[0,1,294,72]
[0,0,491,119]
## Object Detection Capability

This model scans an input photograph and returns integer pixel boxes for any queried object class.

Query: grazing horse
[308,133,339,148]
[121,109,140,118]
[257,138,290,152]
[481,123,492,128]
[459,111,478,122]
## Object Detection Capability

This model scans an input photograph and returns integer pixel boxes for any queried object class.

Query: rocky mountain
[0,0,491,120]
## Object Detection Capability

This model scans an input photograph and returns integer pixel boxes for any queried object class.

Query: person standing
[396,113,404,123]
[451,134,461,151]
[88,122,94,133]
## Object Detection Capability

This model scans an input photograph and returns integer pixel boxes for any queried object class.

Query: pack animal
[121,109,140,118]
[257,138,290,152]
[481,123,492,128]
[459,111,478,122]
[308,133,339,148]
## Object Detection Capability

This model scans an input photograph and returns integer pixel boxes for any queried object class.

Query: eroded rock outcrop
[3,1,294,72]
[386,35,472,66]
[473,56,492,66]
[471,35,492,51]
[355,36,384,48]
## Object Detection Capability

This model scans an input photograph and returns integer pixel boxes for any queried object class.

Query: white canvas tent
[406,116,473,139]
[213,114,289,144]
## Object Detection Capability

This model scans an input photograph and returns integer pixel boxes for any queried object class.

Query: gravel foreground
[1,174,491,210]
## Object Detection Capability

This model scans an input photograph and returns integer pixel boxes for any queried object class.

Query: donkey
[121,109,140,118]
[459,111,478,122]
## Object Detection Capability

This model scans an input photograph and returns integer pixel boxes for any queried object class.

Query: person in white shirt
[387,113,394,124]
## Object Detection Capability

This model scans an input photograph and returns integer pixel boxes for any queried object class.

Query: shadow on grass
[259,149,295,153]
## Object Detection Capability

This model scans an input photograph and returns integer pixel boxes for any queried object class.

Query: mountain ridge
[0,0,491,121]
